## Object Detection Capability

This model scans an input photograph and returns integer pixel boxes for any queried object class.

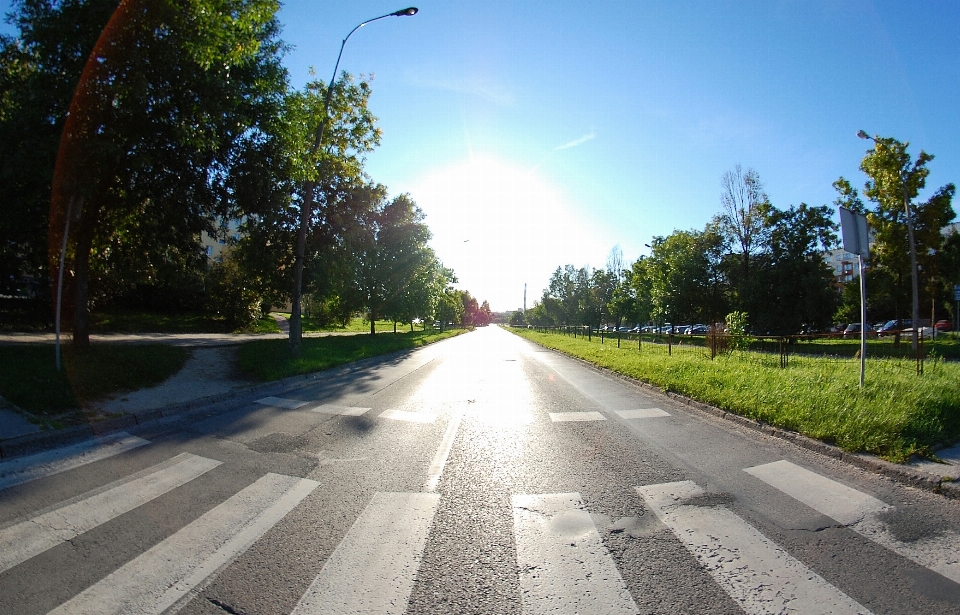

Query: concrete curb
[523,336,960,501]
[0,344,424,460]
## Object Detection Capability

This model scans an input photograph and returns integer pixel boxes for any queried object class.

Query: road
[1,325,959,614]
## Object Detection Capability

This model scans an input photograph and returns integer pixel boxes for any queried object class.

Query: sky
[4,1,960,312]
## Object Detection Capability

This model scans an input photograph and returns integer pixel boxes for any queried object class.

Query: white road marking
[379,408,438,423]
[48,473,318,615]
[292,492,440,615]
[425,409,464,492]
[744,460,888,525]
[255,396,310,409]
[746,459,960,584]
[615,408,670,419]
[309,404,371,416]
[0,453,220,574]
[0,433,149,492]
[549,411,606,422]
[636,481,872,615]
[512,493,639,615]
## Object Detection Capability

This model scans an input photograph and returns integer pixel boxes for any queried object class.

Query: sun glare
[409,155,609,311]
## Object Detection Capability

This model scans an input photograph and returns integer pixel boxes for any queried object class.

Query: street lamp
[857,130,921,354]
[289,7,418,355]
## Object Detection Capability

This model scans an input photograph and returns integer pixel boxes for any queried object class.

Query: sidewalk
[0,318,356,452]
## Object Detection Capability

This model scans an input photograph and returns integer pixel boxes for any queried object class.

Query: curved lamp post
[289,7,418,354]
[856,130,921,355]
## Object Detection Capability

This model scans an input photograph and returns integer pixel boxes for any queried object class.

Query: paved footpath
[0,327,361,456]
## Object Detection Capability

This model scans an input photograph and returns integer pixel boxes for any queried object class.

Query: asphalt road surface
[2,326,959,614]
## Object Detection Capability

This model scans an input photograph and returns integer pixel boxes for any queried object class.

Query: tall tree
[347,192,435,334]
[751,203,838,335]
[717,165,771,311]
[854,136,955,328]
[0,0,116,297]
[50,0,288,347]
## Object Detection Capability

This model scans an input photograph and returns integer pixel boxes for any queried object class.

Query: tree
[230,72,382,332]
[717,165,771,311]
[751,203,838,335]
[1,0,116,297]
[643,228,727,327]
[853,136,956,330]
[50,0,289,347]
[346,192,435,334]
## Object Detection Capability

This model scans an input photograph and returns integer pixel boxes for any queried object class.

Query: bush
[205,254,262,329]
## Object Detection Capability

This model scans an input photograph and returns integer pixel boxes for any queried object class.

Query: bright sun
[408,155,610,312]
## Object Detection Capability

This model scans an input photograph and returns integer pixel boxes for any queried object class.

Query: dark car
[843,323,875,337]
[877,319,911,337]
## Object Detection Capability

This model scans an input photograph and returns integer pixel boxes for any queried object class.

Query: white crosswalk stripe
[615,408,670,419]
[47,472,318,615]
[549,411,606,422]
[636,480,873,615]
[512,493,639,615]
[0,452,220,574]
[746,459,960,584]
[292,492,440,615]
[309,404,371,416]
[255,396,310,409]
[0,432,149,492]
[379,408,438,423]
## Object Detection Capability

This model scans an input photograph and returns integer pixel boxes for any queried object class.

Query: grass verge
[271,314,417,334]
[510,328,960,463]
[0,344,189,414]
[239,328,466,381]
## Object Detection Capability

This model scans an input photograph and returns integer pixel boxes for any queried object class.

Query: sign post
[954,285,960,334]
[839,207,870,387]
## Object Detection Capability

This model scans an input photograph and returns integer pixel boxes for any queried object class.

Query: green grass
[273,314,420,334]
[0,344,189,414]
[510,328,960,463]
[239,328,466,381]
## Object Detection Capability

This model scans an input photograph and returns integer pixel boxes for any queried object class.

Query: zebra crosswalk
[2,425,957,614]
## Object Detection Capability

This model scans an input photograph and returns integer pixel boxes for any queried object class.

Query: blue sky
[4,1,959,311]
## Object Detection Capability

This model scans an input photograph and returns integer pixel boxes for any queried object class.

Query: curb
[0,343,429,460]
[521,335,960,501]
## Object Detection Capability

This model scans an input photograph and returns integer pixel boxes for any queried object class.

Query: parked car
[842,323,875,337]
[877,319,912,337]
[688,324,710,335]
[935,319,953,332]
[902,326,934,340]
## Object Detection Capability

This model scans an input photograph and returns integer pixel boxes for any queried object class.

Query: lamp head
[856,130,870,140]
[393,7,418,16]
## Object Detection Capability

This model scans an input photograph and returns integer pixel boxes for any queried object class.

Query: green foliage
[205,251,263,329]
[725,311,752,351]
[0,0,118,294]
[853,135,956,322]
[511,328,960,462]
[42,0,289,345]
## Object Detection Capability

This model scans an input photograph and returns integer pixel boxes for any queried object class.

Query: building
[822,248,861,289]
